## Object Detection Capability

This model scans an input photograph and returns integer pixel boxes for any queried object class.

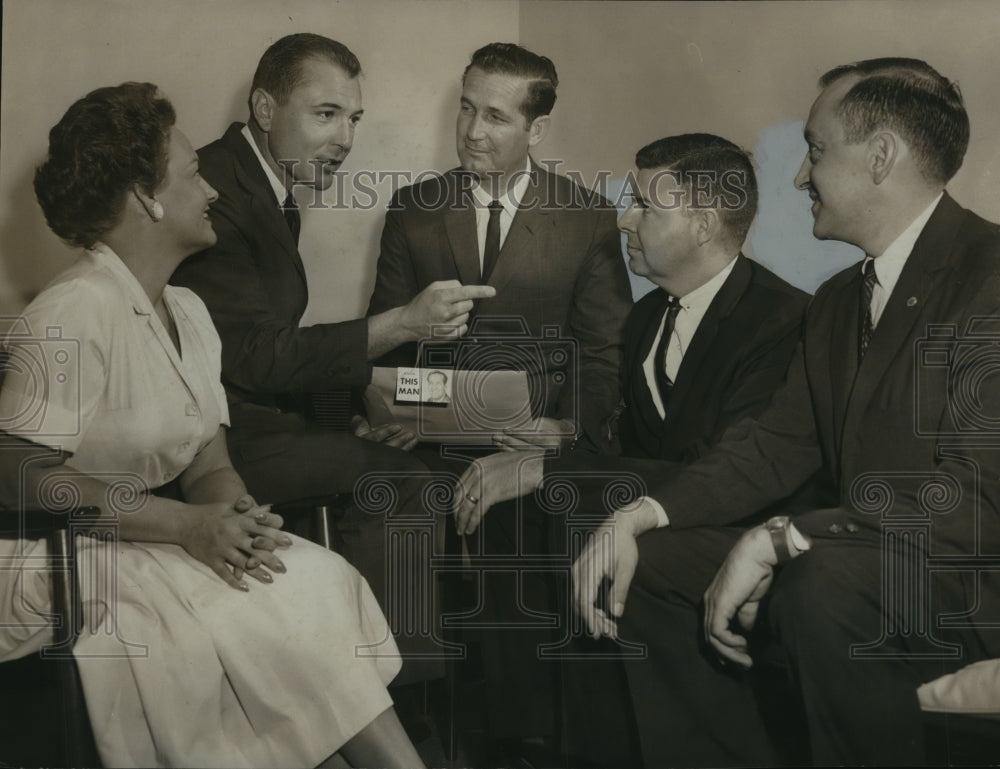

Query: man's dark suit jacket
[366,163,633,448]
[173,123,371,422]
[658,194,1000,561]
[617,194,1000,768]
[482,255,808,756]
[618,254,808,464]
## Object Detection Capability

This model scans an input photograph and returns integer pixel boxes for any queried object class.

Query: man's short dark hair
[463,42,558,125]
[820,57,969,185]
[635,133,758,250]
[34,82,175,249]
[249,33,360,111]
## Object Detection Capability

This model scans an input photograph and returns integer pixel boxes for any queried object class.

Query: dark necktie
[481,199,503,283]
[282,192,301,245]
[858,259,879,362]
[654,296,681,406]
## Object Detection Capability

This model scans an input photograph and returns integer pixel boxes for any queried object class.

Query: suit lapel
[486,163,554,295]
[842,195,963,441]
[663,256,752,430]
[828,265,863,459]
[223,124,307,288]
[632,290,672,435]
[443,171,482,286]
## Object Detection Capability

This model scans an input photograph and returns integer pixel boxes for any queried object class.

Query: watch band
[765,515,792,563]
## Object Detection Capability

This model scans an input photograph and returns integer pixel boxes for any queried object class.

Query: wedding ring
[465,494,479,504]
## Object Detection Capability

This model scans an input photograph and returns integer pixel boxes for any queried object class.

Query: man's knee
[630,527,736,604]
[766,546,879,652]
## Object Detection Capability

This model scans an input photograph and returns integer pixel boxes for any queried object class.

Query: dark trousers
[619,526,774,767]
[621,526,1000,766]
[477,471,643,766]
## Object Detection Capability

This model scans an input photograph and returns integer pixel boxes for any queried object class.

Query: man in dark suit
[573,58,1000,766]
[171,34,493,676]
[367,42,632,451]
[452,133,808,763]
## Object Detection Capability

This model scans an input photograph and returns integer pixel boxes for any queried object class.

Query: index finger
[246,509,285,530]
[427,279,463,290]
[441,284,497,303]
[366,423,404,442]
[707,628,753,668]
[573,546,604,637]
[705,595,753,667]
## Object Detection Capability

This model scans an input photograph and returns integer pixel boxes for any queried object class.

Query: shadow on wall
[0,74,251,322]
[748,120,861,292]
[0,161,76,317]
[601,120,863,304]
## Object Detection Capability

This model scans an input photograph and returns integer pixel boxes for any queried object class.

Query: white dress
[0,244,401,767]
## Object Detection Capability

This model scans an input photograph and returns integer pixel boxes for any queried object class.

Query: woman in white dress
[0,82,425,769]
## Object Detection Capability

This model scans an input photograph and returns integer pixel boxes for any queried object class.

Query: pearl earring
[151,201,164,222]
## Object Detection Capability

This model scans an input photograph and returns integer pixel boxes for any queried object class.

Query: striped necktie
[481,199,503,283]
[859,259,878,361]
[654,296,681,405]
[282,192,300,245]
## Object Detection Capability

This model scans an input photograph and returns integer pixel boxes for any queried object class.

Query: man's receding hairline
[268,55,360,104]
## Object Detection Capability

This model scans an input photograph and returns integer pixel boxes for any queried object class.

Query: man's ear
[251,88,276,132]
[693,208,721,247]
[527,115,550,147]
[869,131,898,185]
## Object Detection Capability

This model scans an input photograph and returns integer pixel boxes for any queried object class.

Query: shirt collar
[867,192,943,289]
[470,156,533,214]
[241,123,290,205]
[88,241,160,316]
[676,255,739,312]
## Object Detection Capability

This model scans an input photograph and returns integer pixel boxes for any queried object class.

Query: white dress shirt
[648,193,944,542]
[638,257,736,528]
[642,257,738,420]
[865,192,942,327]
[241,124,288,206]
[469,157,533,272]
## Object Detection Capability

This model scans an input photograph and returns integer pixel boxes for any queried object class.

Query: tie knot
[282,193,297,210]
[862,259,878,284]
[488,199,503,214]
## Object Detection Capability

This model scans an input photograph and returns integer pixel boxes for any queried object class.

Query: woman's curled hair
[34,82,176,249]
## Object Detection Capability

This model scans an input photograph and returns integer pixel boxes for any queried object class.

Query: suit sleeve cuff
[640,496,670,528]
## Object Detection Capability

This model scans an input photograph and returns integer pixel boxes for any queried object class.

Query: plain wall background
[519,0,1000,294]
[3,0,1000,320]
[0,0,518,323]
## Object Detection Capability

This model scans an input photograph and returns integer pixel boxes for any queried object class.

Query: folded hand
[452,449,545,535]
[182,496,290,590]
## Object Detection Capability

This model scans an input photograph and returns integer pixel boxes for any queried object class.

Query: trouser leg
[618,526,776,768]
[766,540,999,766]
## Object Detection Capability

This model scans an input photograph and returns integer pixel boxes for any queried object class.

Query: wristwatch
[764,515,792,563]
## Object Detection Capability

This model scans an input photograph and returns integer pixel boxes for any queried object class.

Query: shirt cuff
[788,523,811,553]
[640,496,670,528]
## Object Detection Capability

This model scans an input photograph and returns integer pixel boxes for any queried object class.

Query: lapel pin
[906,296,918,307]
